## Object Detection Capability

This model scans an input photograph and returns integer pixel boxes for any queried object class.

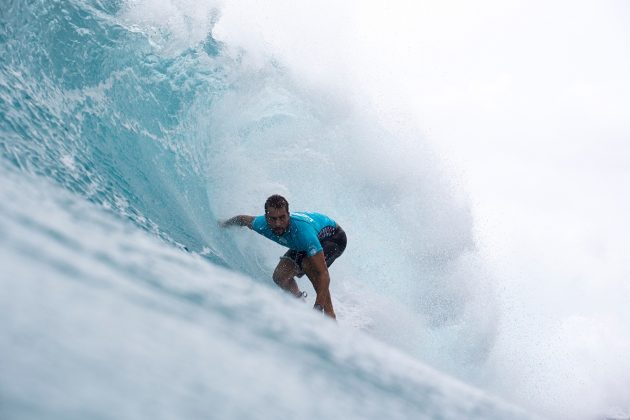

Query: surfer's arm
[219,215,254,229]
[303,252,336,320]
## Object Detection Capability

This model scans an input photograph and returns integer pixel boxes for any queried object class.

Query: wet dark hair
[264,194,289,213]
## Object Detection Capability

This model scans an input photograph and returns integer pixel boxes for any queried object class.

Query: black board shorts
[280,226,347,278]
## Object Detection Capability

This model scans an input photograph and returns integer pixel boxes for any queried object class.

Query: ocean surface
[1,1,627,419]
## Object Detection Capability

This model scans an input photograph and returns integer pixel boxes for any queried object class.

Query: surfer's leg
[273,256,302,297]
[302,256,336,319]
[322,226,347,267]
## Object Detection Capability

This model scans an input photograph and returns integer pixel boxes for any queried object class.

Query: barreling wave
[1,0,496,388]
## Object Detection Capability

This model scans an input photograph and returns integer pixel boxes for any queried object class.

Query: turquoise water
[3,1,620,419]
[2,0,224,255]
[1,0,486,338]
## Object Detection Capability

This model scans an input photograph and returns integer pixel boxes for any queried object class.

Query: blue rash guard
[251,212,338,257]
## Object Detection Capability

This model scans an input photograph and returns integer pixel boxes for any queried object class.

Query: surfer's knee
[272,271,285,286]
[272,266,291,287]
[272,258,298,286]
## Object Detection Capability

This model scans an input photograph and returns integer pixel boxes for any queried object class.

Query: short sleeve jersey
[251,212,337,257]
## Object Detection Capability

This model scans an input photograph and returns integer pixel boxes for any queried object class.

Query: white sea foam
[2,0,629,418]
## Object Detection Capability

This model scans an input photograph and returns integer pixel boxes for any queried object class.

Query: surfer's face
[265,207,290,235]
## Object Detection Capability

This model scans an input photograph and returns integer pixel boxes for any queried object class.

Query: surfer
[219,195,346,319]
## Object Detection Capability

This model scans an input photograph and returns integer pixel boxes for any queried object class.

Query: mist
[213,1,630,418]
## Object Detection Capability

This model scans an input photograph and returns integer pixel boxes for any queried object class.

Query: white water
[0,162,535,420]
[2,0,629,418]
